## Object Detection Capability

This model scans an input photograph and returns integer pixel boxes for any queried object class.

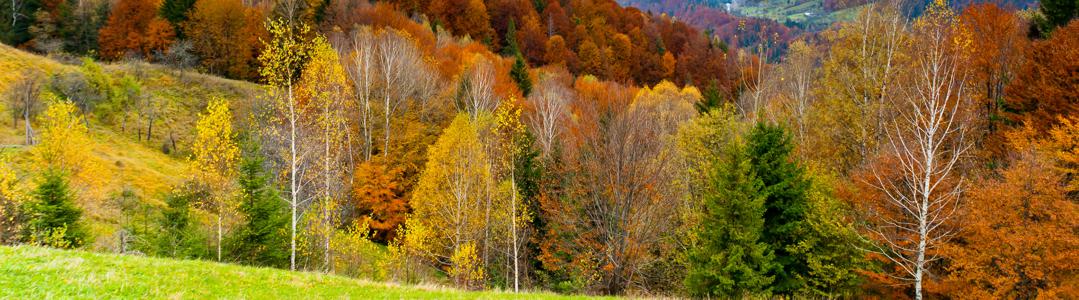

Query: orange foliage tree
[1004,20,1079,132]
[97,0,175,60]
[351,159,408,242]
[936,125,1079,298]
[959,3,1028,157]
[429,0,495,43]
[183,0,267,79]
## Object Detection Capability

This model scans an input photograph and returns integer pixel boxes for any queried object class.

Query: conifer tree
[503,18,519,55]
[160,0,197,35]
[685,140,775,298]
[746,122,811,294]
[23,171,87,249]
[510,54,532,97]
[147,187,210,259]
[226,142,289,268]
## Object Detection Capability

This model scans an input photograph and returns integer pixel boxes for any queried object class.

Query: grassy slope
[0,245,602,299]
[0,44,262,250]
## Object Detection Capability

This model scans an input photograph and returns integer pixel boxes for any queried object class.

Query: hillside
[0,44,263,250]
[620,0,1041,31]
[620,0,867,30]
[0,245,602,299]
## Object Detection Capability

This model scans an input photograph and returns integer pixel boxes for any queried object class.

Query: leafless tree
[557,82,690,294]
[374,29,433,157]
[343,27,377,161]
[6,0,27,31]
[156,40,198,81]
[866,5,971,299]
[460,58,500,119]
[776,41,819,144]
[526,72,572,159]
[6,70,42,145]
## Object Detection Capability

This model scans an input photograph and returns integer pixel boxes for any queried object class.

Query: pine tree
[226,142,289,268]
[23,171,87,249]
[503,18,520,56]
[149,187,210,259]
[0,0,41,45]
[684,140,775,298]
[159,0,196,35]
[695,80,725,113]
[510,54,532,97]
[1039,0,1078,33]
[746,122,811,294]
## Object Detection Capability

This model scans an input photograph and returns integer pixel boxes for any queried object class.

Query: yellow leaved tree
[406,113,505,289]
[33,97,108,194]
[297,34,352,271]
[0,157,25,244]
[191,97,240,261]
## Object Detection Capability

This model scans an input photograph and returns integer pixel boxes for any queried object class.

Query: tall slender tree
[259,18,312,271]
[191,97,240,261]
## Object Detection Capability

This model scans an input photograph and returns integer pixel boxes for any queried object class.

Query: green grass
[0,245,608,299]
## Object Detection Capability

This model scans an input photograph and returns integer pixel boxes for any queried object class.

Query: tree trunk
[288,82,298,271]
[217,212,223,261]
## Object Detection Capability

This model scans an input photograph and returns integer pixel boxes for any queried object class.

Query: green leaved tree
[142,186,210,259]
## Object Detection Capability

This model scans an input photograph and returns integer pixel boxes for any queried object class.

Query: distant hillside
[620,0,1039,31]
[0,245,602,299]
[620,0,867,31]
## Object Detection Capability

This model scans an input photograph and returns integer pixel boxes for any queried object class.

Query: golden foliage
[33,98,107,188]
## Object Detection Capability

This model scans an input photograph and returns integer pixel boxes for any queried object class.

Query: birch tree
[408,113,503,288]
[374,29,433,157]
[494,104,531,292]
[866,2,972,299]
[258,18,312,271]
[6,70,42,145]
[460,57,500,119]
[191,97,240,261]
[525,72,572,159]
[299,35,352,271]
[343,27,376,161]
[814,3,907,171]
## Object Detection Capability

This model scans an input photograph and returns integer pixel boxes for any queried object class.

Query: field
[0,245,607,299]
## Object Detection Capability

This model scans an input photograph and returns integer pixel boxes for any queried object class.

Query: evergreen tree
[159,0,196,36]
[1040,0,1078,33]
[510,54,532,97]
[146,185,210,259]
[503,18,519,56]
[684,140,775,298]
[746,122,812,294]
[57,0,107,54]
[789,175,867,298]
[0,0,41,45]
[23,171,87,249]
[225,142,289,268]
[695,80,725,113]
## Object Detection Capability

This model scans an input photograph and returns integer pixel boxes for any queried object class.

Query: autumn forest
[0,0,1077,298]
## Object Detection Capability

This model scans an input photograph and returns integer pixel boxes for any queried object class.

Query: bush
[330,221,385,280]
